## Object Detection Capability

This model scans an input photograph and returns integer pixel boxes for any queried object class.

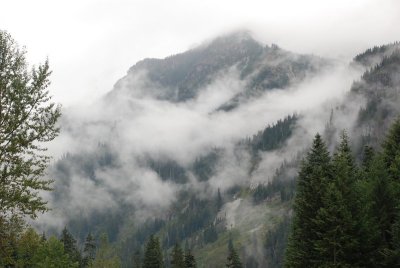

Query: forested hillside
[42,37,400,267]
[2,28,400,267]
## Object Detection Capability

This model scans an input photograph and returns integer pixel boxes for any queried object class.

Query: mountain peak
[198,30,261,54]
[204,30,255,46]
[117,31,327,103]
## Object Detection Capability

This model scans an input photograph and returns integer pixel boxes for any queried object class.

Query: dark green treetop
[60,227,81,265]
[226,240,242,268]
[143,235,164,268]
[171,243,185,268]
[285,133,332,267]
[184,249,196,268]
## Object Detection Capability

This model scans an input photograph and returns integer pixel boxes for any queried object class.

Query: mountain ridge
[110,31,330,107]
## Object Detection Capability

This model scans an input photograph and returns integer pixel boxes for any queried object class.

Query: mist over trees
[2,25,400,268]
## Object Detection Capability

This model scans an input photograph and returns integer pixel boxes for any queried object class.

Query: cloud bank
[34,46,364,231]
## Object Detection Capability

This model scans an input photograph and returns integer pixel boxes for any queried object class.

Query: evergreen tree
[323,132,362,265]
[362,145,375,172]
[382,212,400,266]
[171,243,185,268]
[143,235,164,268]
[184,249,196,268]
[312,182,355,267]
[370,118,400,265]
[366,154,397,265]
[82,232,96,267]
[226,240,242,268]
[383,118,400,180]
[284,134,332,267]
[60,227,82,265]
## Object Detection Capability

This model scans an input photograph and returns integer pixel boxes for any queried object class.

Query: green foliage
[0,29,61,267]
[383,118,400,179]
[366,120,400,265]
[240,115,298,153]
[15,227,42,267]
[285,134,331,267]
[143,235,164,268]
[184,249,197,268]
[92,233,121,268]
[82,232,96,267]
[285,119,400,267]
[32,236,78,268]
[0,30,61,221]
[170,243,185,268]
[0,225,95,267]
[362,145,375,172]
[0,214,24,266]
[60,227,82,265]
[381,212,400,266]
[226,240,242,268]
[312,181,355,267]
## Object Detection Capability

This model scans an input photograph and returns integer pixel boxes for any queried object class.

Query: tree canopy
[0,30,61,220]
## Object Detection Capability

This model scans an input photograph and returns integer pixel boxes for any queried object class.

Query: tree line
[136,234,243,268]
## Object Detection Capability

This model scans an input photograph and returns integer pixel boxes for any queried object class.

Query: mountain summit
[112,31,329,106]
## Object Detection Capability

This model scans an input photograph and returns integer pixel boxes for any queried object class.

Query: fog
[33,35,365,231]
[2,1,399,266]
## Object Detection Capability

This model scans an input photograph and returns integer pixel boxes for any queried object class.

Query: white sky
[2,0,400,106]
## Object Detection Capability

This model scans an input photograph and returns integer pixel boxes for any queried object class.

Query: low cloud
[38,38,364,234]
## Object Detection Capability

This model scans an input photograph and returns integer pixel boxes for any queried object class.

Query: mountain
[35,32,400,267]
[110,31,329,109]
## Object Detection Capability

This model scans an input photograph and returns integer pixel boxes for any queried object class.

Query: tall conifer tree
[143,235,164,268]
[285,134,331,267]
[226,239,242,268]
[60,227,81,265]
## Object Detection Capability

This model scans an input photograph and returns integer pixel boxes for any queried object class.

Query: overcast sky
[2,0,400,106]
